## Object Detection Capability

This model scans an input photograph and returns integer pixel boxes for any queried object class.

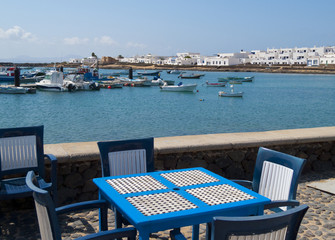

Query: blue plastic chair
[233,147,306,207]
[97,137,154,177]
[0,125,58,204]
[171,202,308,240]
[97,137,154,228]
[26,171,137,240]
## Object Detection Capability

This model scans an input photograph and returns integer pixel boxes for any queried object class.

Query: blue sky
[0,0,334,62]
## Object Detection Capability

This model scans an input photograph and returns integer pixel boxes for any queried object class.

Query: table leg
[138,231,150,240]
[192,224,199,240]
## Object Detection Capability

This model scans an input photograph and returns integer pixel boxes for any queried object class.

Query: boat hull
[218,91,243,97]
[0,86,28,94]
[160,84,197,92]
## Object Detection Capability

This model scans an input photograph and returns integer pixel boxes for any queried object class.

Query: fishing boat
[218,85,243,97]
[218,76,254,82]
[0,67,16,82]
[160,82,197,92]
[203,81,226,87]
[178,73,205,79]
[167,69,183,74]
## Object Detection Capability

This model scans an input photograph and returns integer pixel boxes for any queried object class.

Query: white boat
[118,77,152,87]
[151,78,164,86]
[0,86,29,94]
[167,70,183,74]
[36,70,67,92]
[218,85,243,97]
[63,72,100,91]
[160,82,197,92]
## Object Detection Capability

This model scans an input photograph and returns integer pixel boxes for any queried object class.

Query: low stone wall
[44,127,335,205]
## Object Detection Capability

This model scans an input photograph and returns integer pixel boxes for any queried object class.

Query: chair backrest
[252,147,306,201]
[97,138,154,177]
[26,170,61,240]
[0,126,45,179]
[212,204,309,240]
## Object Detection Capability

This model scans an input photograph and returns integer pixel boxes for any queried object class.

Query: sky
[0,0,334,62]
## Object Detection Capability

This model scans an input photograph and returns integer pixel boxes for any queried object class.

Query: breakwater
[42,126,335,205]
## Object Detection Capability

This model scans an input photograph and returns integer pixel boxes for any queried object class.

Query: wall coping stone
[44,126,335,163]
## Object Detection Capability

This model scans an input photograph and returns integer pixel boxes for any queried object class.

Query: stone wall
[43,127,335,205]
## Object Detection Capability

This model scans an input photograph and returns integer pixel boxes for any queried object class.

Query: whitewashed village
[70,45,335,67]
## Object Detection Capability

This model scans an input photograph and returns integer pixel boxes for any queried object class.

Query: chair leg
[100,204,108,231]
[115,210,123,229]
[192,224,200,240]
[205,222,212,240]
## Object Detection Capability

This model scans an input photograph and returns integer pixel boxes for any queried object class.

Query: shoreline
[81,63,335,75]
[2,61,335,74]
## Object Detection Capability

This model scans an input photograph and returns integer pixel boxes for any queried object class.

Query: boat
[167,70,183,74]
[163,79,175,85]
[0,67,16,82]
[151,78,165,86]
[137,71,161,77]
[36,70,67,91]
[63,72,100,91]
[0,86,33,94]
[178,73,205,79]
[160,82,197,92]
[218,85,243,97]
[229,80,243,84]
[21,70,46,82]
[218,76,254,82]
[118,77,152,87]
[203,81,226,87]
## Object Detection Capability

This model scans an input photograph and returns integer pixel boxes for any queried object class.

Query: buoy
[108,85,111,89]
[197,90,199,92]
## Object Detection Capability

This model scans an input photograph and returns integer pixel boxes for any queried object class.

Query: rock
[64,173,84,189]
[227,150,245,163]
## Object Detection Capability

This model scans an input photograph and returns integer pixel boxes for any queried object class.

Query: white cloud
[127,42,146,49]
[0,26,37,42]
[94,36,117,46]
[63,37,89,45]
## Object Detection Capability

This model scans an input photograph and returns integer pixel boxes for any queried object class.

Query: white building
[320,53,335,65]
[81,56,98,65]
[68,58,81,64]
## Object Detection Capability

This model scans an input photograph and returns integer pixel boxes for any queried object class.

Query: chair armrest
[231,180,253,189]
[44,154,58,205]
[56,200,108,215]
[170,229,187,240]
[264,200,300,210]
[56,199,109,231]
[77,227,137,240]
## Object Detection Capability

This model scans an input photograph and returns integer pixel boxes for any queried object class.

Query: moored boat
[178,73,205,79]
[0,86,34,94]
[203,81,226,87]
[36,70,67,92]
[160,82,197,92]
[137,71,161,77]
[218,84,243,97]
[218,76,254,82]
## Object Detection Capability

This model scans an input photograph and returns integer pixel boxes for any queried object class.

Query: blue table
[93,167,270,240]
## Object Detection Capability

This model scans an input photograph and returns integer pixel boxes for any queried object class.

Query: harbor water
[1,69,335,144]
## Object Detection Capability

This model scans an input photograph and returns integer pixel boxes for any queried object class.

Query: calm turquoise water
[1,70,335,144]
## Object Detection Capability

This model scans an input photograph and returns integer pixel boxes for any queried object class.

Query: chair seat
[0,176,52,199]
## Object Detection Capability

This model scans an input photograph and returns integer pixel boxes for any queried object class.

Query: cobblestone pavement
[1,170,334,240]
